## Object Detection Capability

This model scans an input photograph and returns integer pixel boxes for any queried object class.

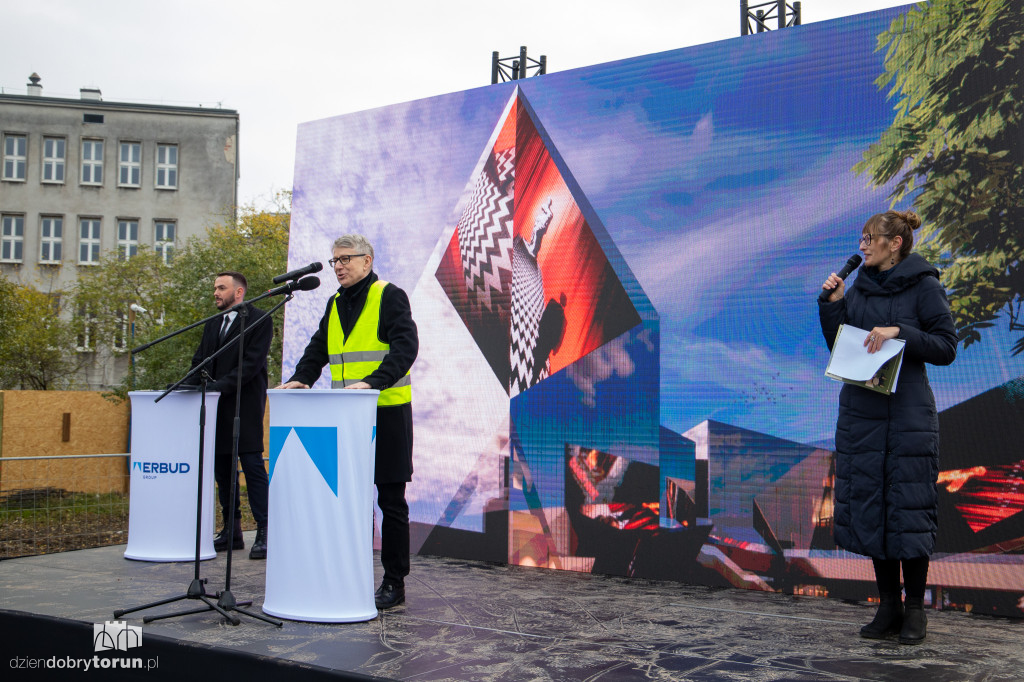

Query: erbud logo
[132,461,191,476]
[93,621,142,652]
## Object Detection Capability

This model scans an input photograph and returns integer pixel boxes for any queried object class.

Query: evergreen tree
[854,0,1023,353]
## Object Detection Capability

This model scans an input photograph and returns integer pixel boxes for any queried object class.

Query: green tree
[73,192,291,397]
[0,279,86,389]
[72,247,180,394]
[165,193,291,388]
[853,0,1024,352]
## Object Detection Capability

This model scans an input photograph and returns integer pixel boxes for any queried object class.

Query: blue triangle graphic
[296,426,339,496]
[268,426,338,496]
[269,426,290,481]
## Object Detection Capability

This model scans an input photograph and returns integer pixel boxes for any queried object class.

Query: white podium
[124,390,219,562]
[262,388,379,622]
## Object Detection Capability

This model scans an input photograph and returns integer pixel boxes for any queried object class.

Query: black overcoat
[819,253,957,559]
[190,302,272,455]
[288,272,419,484]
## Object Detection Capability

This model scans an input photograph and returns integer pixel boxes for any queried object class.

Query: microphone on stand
[818,254,862,302]
[272,262,323,284]
[267,276,322,297]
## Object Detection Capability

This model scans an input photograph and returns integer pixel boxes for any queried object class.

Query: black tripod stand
[114,276,319,626]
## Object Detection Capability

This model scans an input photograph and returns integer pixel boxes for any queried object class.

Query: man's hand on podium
[273,381,372,389]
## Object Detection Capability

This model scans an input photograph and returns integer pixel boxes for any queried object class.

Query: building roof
[0,93,238,118]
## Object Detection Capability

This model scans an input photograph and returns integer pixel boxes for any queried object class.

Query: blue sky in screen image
[288,4,1022,450]
[514,6,1024,446]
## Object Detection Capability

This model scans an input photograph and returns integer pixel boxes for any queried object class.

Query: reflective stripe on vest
[326,280,412,406]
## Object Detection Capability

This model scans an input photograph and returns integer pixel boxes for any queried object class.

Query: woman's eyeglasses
[859,233,887,246]
[328,254,367,266]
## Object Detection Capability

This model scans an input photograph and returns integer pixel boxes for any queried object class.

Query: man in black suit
[189,271,272,560]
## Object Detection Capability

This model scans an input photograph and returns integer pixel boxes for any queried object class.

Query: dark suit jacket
[190,302,272,455]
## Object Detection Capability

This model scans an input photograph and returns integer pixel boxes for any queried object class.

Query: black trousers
[377,482,410,587]
[873,557,929,599]
[215,450,269,528]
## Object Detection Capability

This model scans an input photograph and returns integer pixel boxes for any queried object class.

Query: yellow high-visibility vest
[326,280,411,406]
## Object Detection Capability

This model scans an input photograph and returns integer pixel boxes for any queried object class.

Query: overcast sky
[1,0,913,209]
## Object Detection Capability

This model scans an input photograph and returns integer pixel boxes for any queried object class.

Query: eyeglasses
[859,233,888,246]
[328,254,367,267]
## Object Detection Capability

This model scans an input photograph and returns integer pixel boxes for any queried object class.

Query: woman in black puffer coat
[819,210,957,645]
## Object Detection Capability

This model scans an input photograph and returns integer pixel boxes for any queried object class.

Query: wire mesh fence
[0,454,259,559]
[0,454,130,559]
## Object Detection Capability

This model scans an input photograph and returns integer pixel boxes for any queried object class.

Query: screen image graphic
[286,2,1024,617]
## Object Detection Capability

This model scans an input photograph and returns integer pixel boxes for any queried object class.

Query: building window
[81,139,104,185]
[117,219,139,260]
[1,214,24,262]
[46,293,62,315]
[42,137,66,183]
[40,216,63,263]
[154,221,176,263]
[113,311,129,352]
[118,142,141,187]
[155,144,178,189]
[76,305,96,351]
[79,218,102,264]
[3,134,27,181]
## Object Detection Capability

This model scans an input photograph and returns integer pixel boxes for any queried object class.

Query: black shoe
[213,520,244,552]
[375,583,405,610]
[860,592,903,639]
[899,597,927,645]
[248,527,267,560]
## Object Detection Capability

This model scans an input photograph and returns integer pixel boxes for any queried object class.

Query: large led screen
[283,3,1024,617]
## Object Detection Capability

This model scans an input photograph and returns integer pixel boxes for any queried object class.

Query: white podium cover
[263,388,379,622]
[124,390,219,562]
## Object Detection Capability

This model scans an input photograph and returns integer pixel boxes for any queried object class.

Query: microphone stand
[114,279,311,627]
[113,364,234,622]
[205,290,282,627]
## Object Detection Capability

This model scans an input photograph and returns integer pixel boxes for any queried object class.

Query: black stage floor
[2,531,1022,681]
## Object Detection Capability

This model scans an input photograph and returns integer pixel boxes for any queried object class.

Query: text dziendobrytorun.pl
[9,656,159,671]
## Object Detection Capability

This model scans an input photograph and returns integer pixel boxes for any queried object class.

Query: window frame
[41,136,67,184]
[154,220,176,263]
[1,213,25,262]
[3,133,28,182]
[76,304,96,352]
[117,218,139,260]
[79,217,102,265]
[39,215,64,263]
[155,143,178,189]
[118,141,142,187]
[81,138,104,186]
[113,311,130,352]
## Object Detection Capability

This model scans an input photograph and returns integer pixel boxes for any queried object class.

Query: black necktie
[219,315,232,341]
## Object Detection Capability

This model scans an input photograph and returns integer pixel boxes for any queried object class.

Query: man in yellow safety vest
[277,234,418,610]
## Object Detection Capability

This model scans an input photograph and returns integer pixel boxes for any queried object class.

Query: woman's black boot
[860,592,903,639]
[899,597,927,645]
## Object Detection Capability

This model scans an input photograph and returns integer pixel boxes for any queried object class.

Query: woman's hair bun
[896,210,922,231]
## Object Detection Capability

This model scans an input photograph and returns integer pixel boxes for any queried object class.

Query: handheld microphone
[819,254,863,302]
[272,262,323,284]
[267,276,322,297]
